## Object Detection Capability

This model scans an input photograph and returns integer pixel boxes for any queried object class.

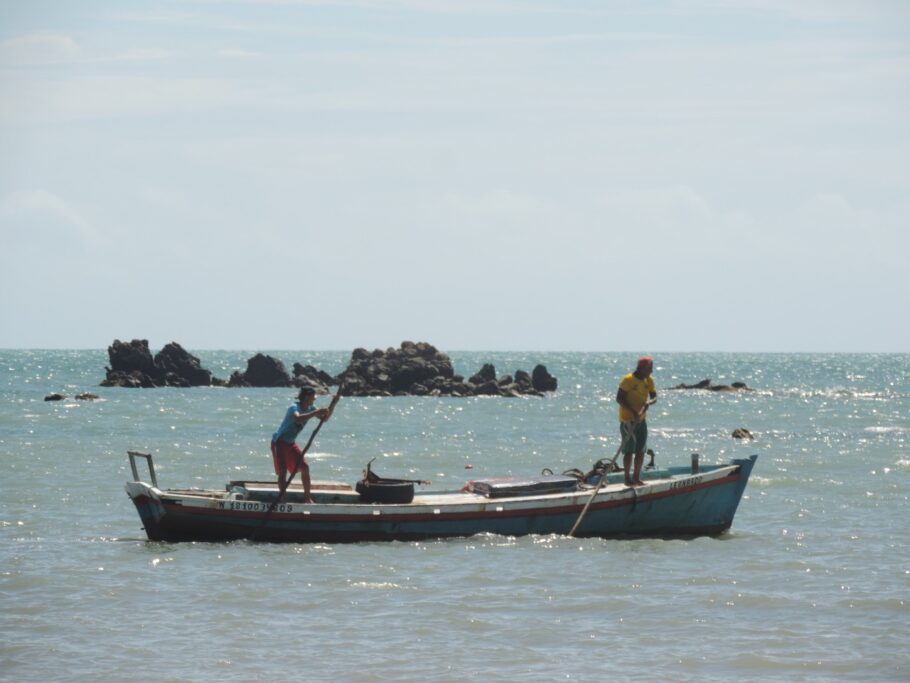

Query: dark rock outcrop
[674,379,712,390]
[732,428,754,440]
[47,391,99,400]
[669,378,751,392]
[531,364,558,392]
[336,342,557,397]
[101,339,162,387]
[337,341,455,397]
[226,355,334,391]
[101,339,224,388]
[99,338,558,397]
[228,353,291,388]
[469,363,496,385]
[156,342,216,387]
[292,363,335,394]
[102,339,156,387]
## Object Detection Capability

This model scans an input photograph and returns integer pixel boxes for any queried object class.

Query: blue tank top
[272,403,316,443]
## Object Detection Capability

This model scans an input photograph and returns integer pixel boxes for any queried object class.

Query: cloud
[1,188,85,225]
[0,74,248,124]
[440,189,550,221]
[0,32,81,65]
[685,0,910,23]
[187,0,574,13]
[0,189,101,248]
[218,48,263,59]
[100,10,203,26]
[593,185,713,235]
[109,47,172,62]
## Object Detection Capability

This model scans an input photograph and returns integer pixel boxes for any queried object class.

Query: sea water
[0,350,907,682]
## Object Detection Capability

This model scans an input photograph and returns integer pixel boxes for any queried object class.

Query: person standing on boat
[616,357,657,487]
[271,386,333,503]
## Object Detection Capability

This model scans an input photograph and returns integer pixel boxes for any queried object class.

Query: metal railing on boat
[128,451,158,488]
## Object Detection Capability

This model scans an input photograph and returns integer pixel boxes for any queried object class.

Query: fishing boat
[124,451,757,543]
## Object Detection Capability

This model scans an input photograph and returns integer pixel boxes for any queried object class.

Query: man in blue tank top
[271,386,333,503]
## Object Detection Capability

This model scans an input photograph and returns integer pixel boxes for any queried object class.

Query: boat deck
[158,467,703,506]
[229,479,355,491]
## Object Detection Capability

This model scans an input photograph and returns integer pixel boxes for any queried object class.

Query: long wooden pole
[568,400,653,537]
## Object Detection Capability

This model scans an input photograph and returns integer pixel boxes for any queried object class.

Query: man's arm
[294,406,330,423]
[617,387,655,421]
[616,388,638,420]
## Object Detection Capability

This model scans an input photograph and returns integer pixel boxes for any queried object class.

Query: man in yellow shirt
[616,357,657,487]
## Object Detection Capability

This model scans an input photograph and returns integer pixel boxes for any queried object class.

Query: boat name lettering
[670,476,702,490]
[219,501,294,513]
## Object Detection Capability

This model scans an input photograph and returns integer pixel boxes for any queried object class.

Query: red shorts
[270,440,306,476]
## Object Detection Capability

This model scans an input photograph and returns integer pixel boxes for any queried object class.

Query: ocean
[1,350,908,682]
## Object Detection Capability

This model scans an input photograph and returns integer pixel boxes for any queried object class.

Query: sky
[1,1,908,352]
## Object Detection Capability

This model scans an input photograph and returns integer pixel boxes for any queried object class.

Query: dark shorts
[270,440,305,476]
[620,421,648,456]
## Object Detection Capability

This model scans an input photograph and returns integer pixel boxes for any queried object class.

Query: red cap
[636,356,653,369]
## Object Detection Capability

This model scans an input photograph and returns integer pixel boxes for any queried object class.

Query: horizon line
[1,346,907,355]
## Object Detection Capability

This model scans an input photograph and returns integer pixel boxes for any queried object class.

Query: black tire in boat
[356,479,415,504]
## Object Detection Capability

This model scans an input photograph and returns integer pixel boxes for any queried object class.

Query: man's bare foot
[304,496,315,504]
[624,479,634,487]
[632,479,645,487]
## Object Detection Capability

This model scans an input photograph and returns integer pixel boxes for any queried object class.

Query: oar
[252,382,344,539]
[568,400,654,537]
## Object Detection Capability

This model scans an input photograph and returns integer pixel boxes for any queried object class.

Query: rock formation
[99,339,558,397]
[532,364,558,392]
[101,339,224,388]
[669,378,751,392]
[156,342,217,387]
[293,363,336,394]
[337,341,455,396]
[227,353,291,388]
[336,341,557,397]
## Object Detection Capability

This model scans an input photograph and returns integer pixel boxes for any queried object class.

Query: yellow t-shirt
[617,372,655,422]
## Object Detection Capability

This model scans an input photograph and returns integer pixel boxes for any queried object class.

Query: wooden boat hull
[125,455,756,543]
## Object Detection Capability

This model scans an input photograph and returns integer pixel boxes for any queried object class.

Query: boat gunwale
[132,462,743,519]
